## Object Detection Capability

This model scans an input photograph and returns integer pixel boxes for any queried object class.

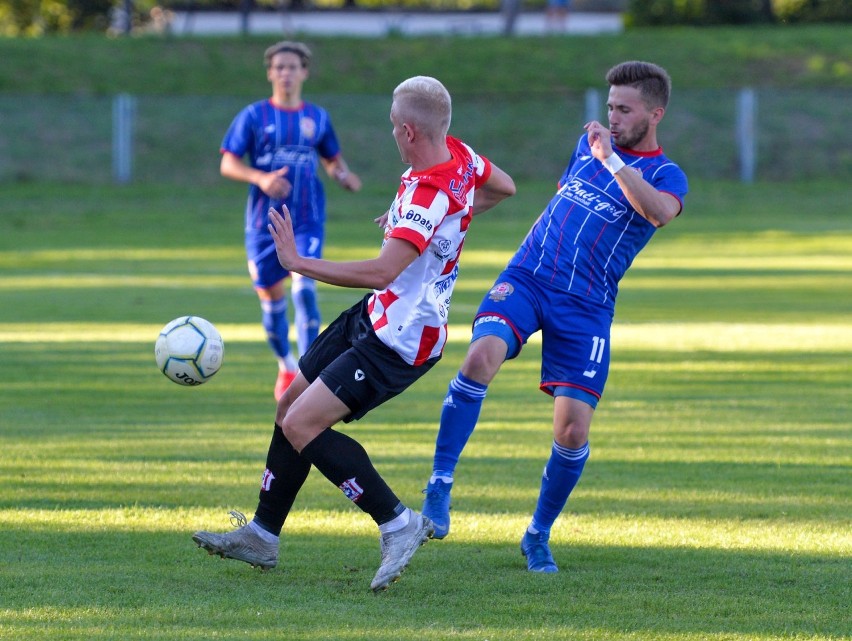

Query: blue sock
[530,441,590,534]
[261,297,290,360]
[431,372,488,476]
[292,283,320,354]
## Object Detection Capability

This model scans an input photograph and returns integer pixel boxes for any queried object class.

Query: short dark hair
[264,41,312,69]
[606,61,671,109]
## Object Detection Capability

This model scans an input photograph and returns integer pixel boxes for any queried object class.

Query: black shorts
[298,295,440,422]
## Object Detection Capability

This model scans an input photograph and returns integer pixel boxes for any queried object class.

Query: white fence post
[736,88,756,183]
[112,93,136,184]
[585,88,601,124]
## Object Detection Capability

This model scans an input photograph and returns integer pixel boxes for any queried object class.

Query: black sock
[300,428,403,525]
[253,424,312,536]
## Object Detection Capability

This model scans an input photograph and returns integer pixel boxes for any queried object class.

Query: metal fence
[1,88,848,185]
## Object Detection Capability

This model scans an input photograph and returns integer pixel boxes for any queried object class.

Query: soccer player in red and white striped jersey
[193,76,515,592]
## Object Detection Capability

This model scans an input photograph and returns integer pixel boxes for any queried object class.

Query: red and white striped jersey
[368,135,493,365]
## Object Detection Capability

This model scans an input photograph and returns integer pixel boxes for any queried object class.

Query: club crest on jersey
[340,477,364,502]
[300,117,316,140]
[488,282,514,302]
[437,239,453,257]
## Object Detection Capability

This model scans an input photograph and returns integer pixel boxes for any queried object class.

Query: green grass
[0,179,850,640]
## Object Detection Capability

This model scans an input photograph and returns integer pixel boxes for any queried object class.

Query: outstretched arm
[268,207,418,290]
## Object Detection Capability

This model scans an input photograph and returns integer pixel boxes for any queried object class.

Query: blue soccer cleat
[520,530,559,573]
[421,478,452,539]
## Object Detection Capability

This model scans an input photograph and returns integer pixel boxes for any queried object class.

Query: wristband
[602,153,625,175]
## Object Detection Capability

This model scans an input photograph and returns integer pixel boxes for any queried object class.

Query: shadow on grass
[1,529,847,640]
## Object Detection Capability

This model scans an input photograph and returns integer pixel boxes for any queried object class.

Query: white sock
[430,474,454,485]
[379,507,411,535]
[280,354,298,372]
[249,520,280,543]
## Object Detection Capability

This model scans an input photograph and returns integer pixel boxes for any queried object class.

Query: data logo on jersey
[559,177,627,223]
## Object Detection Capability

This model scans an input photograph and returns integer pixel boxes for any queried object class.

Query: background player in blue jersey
[220,41,362,400]
[421,60,689,572]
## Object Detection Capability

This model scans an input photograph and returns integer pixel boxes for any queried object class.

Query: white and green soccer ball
[154,316,224,386]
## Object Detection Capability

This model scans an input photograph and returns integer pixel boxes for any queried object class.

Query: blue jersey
[221,99,342,236]
[508,134,688,311]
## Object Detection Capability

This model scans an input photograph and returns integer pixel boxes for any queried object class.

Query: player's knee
[279,414,311,452]
[461,337,507,384]
[554,420,590,448]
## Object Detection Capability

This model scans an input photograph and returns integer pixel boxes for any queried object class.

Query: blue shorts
[471,267,613,406]
[246,227,324,289]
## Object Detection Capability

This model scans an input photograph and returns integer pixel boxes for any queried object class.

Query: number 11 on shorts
[583,336,605,378]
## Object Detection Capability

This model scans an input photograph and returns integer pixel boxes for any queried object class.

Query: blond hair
[392,76,452,142]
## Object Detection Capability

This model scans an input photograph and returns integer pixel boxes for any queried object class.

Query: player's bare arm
[268,206,419,289]
[220,152,291,199]
[321,155,362,192]
[471,163,516,216]
[584,121,680,228]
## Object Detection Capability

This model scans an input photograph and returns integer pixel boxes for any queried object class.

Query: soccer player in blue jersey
[220,41,362,400]
[421,60,689,572]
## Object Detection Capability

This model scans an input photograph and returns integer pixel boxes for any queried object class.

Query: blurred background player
[545,0,572,33]
[421,60,689,573]
[220,40,362,400]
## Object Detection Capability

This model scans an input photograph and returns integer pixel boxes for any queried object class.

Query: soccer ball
[154,316,224,386]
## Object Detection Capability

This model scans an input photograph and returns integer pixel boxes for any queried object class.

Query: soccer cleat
[520,530,559,573]
[370,512,434,592]
[421,478,452,539]
[274,370,297,401]
[192,510,278,570]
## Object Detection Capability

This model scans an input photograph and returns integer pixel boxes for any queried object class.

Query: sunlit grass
[1,506,846,555]
[1,179,850,641]
[1,322,849,352]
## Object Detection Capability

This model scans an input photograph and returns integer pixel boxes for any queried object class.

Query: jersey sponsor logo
[340,477,364,502]
[272,147,314,167]
[487,282,514,302]
[559,177,627,223]
[403,209,433,232]
[433,264,459,297]
[260,469,276,492]
[449,160,476,200]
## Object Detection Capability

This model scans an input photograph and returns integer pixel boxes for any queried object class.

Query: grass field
[0,177,850,641]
